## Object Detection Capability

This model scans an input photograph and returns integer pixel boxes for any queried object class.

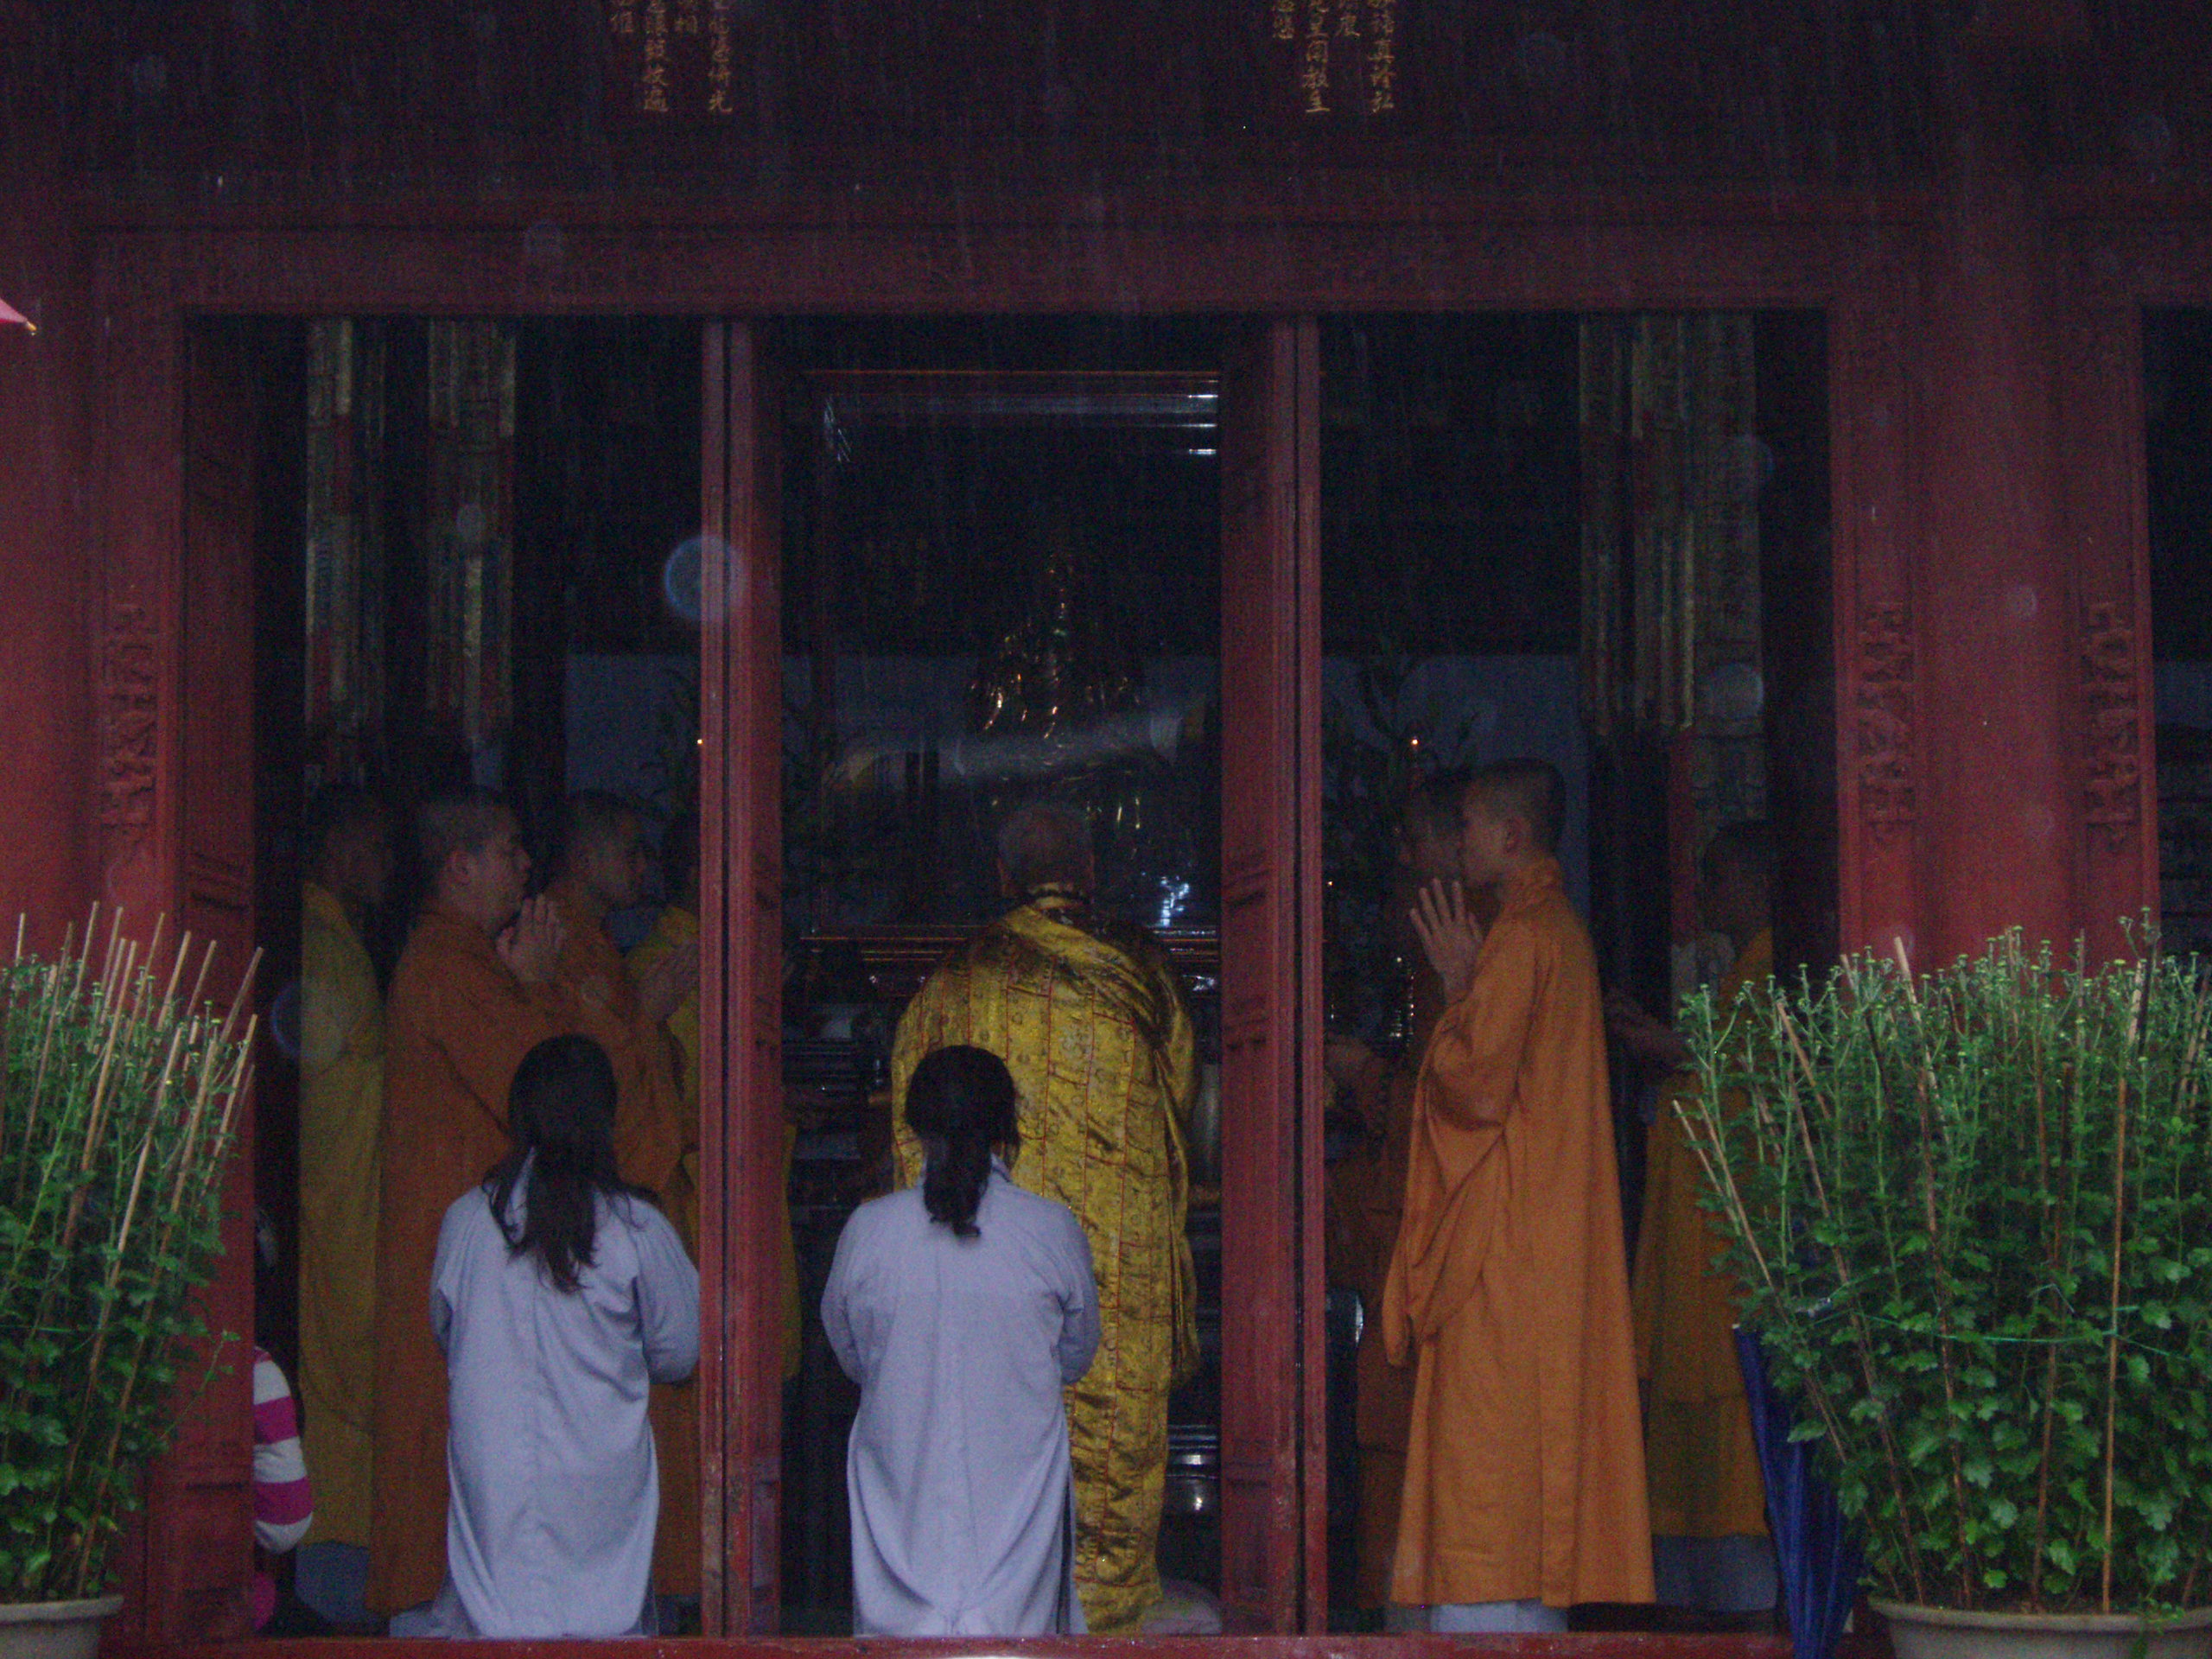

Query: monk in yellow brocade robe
[1618,821,1778,1615]
[295,789,394,1590]
[1382,761,1652,1628]
[890,803,1198,1636]
[368,795,590,1619]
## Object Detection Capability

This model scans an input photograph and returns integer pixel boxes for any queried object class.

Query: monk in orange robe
[543,791,700,1604]
[543,793,695,1226]
[1321,770,1465,1622]
[1382,759,1654,1631]
[1613,823,1777,1621]
[367,791,582,1621]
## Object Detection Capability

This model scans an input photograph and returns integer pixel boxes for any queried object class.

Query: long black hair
[486,1033,648,1293]
[905,1046,1020,1239]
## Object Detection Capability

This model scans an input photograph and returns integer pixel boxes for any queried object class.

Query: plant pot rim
[0,1596,124,1624]
[1872,1599,2212,1634]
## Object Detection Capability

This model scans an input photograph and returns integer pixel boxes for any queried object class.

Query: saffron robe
[823,1167,1100,1636]
[547,880,699,1599]
[1381,857,1654,1609]
[1323,965,1442,1607]
[548,880,688,1205]
[296,880,383,1549]
[1631,927,1774,1541]
[423,1179,699,1637]
[365,907,584,1617]
[890,893,1198,1636]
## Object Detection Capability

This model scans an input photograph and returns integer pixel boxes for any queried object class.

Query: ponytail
[487,1033,645,1292]
[904,1046,1020,1239]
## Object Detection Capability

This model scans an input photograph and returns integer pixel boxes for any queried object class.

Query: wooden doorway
[696,317,1327,1634]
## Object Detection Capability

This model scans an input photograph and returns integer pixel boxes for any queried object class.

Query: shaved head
[996,801,1095,895]
[306,785,393,912]
[416,789,512,876]
[1466,759,1566,855]
[1403,766,1472,843]
[305,785,390,867]
[557,791,640,874]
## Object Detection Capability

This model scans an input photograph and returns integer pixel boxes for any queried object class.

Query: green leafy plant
[0,914,256,1604]
[1678,934,2212,1615]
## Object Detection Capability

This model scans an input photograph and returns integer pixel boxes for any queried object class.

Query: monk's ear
[438,845,473,893]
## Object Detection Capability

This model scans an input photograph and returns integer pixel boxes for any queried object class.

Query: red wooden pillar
[698,319,786,1634]
[0,223,92,938]
[1217,316,1325,1632]
[1911,10,2079,963]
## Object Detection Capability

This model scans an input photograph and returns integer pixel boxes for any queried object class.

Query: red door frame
[699,321,790,1633]
[696,315,1331,1632]
[2049,209,2212,965]
[94,197,1983,1645]
[1217,317,1327,1630]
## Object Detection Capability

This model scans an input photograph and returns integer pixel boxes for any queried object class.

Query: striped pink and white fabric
[251,1346,314,1629]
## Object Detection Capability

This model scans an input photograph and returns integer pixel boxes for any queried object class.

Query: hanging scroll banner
[604,0,740,121]
[1265,0,1400,121]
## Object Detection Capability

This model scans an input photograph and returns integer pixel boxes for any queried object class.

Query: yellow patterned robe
[891,892,1198,1636]
[296,880,383,1549]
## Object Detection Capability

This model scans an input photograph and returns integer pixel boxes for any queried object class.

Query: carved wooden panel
[1827,269,1924,959]
[98,601,160,858]
[1853,601,1917,842]
[2082,600,2145,848]
[2054,223,2168,961]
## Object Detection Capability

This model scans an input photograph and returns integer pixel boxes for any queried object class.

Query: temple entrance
[212,303,1836,1640]
[226,314,1319,1637]
[761,321,1229,1633]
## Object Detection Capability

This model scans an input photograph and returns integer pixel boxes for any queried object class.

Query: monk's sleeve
[432,966,575,1137]
[1419,921,1542,1130]
[603,1011,688,1200]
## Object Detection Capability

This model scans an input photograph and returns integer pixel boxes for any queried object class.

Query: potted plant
[0,915,255,1659]
[1677,935,2212,1659]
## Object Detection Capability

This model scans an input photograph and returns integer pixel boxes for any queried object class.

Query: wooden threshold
[111,1635,1888,1659]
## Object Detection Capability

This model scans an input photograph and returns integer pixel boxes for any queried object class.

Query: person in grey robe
[394,1033,699,1639]
[823,1045,1101,1636]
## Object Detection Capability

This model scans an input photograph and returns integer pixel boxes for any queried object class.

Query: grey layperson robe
[823,1163,1100,1636]
[397,1178,698,1638]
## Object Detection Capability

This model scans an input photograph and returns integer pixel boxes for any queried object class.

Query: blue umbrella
[1736,1326,1865,1659]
